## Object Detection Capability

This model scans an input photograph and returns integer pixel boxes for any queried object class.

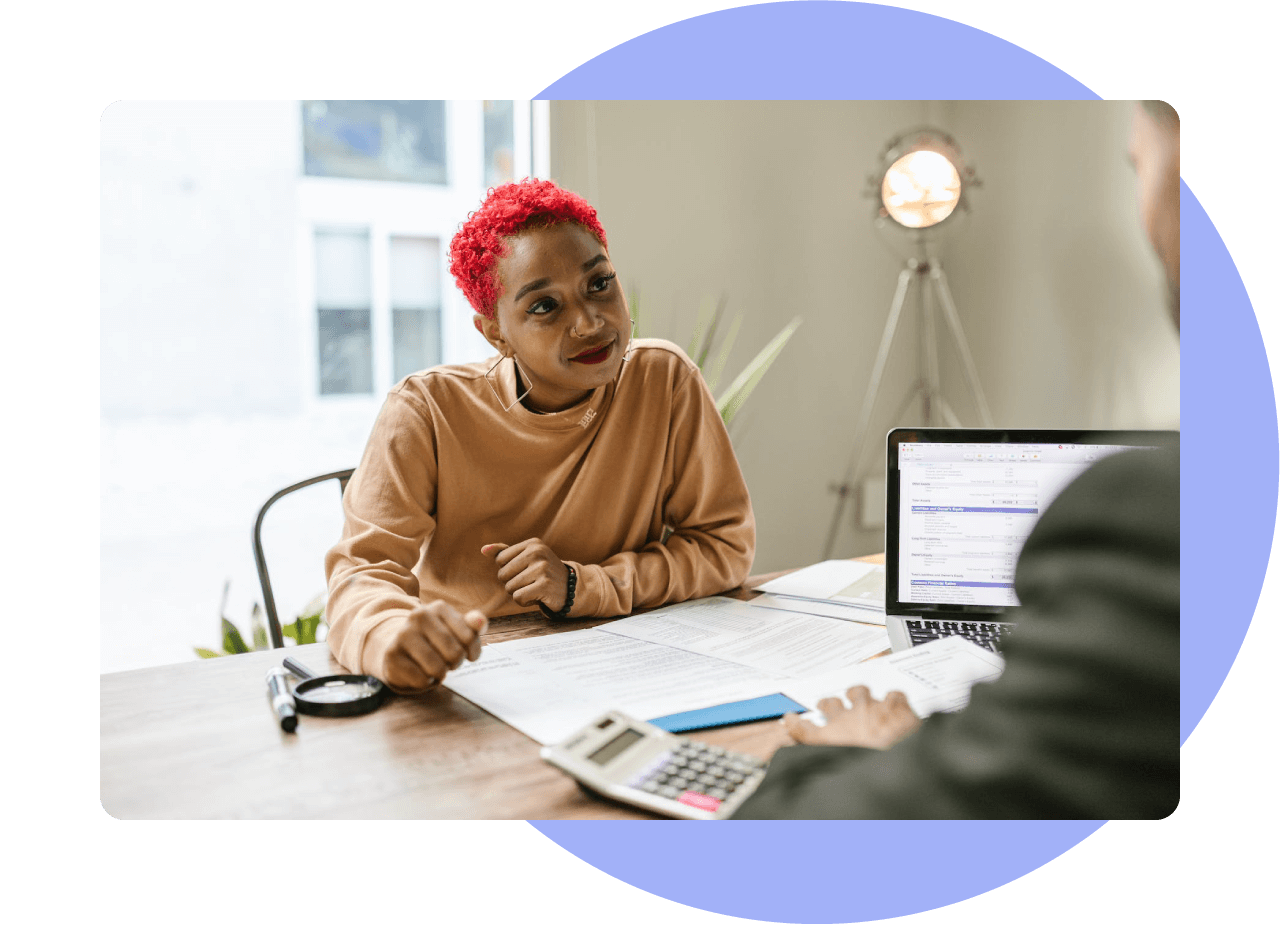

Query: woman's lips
[570,342,613,365]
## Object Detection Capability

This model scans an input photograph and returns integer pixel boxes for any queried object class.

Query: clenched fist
[373,601,488,693]
[481,538,571,613]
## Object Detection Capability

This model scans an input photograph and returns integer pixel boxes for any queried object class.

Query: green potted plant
[195,580,326,658]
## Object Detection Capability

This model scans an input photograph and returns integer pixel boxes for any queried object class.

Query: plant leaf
[695,294,727,369]
[628,286,642,338]
[296,614,323,646]
[250,602,268,651]
[221,617,250,655]
[715,317,803,430]
[194,647,223,659]
[686,296,719,369]
[704,313,742,394]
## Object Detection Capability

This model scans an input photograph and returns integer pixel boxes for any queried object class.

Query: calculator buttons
[615,734,768,816]
[677,791,722,812]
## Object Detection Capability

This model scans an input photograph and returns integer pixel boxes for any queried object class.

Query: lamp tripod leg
[819,263,931,560]
[821,265,916,560]
[930,262,994,427]
[933,394,964,428]
[823,257,995,560]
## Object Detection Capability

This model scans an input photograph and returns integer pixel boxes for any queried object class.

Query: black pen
[266,666,298,733]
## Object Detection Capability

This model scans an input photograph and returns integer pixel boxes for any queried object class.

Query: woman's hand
[375,601,487,693]
[481,538,570,612]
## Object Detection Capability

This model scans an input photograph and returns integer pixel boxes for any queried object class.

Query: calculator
[540,710,769,819]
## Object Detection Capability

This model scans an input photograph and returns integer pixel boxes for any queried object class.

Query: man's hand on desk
[781,686,922,750]
[373,602,488,694]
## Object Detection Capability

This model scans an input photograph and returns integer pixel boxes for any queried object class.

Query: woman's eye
[590,272,617,293]
[528,298,557,315]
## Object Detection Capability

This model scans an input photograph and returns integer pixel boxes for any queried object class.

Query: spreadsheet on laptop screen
[895,442,1147,608]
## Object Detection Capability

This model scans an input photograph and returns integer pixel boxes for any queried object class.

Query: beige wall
[550,101,1179,574]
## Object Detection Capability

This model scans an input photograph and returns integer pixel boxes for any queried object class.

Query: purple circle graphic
[530,3,1276,922]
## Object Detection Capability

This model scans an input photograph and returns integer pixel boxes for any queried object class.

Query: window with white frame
[314,228,373,395]
[298,100,549,400]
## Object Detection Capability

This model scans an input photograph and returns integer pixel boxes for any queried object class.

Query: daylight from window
[101,101,548,671]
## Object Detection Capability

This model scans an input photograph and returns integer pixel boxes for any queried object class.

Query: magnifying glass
[282,656,390,717]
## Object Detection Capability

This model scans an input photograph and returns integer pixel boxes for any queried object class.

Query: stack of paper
[750,559,887,625]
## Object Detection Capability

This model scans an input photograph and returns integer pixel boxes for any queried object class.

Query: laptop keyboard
[905,619,1015,654]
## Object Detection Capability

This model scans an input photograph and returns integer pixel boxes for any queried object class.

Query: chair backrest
[252,468,354,649]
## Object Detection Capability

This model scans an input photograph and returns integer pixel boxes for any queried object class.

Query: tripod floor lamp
[822,127,994,560]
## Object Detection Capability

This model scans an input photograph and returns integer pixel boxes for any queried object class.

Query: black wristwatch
[538,564,577,621]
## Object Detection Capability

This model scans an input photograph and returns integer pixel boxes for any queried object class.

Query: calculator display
[587,727,644,765]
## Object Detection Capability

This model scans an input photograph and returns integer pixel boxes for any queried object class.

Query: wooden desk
[101,559,884,819]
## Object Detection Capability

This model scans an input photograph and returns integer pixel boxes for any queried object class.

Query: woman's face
[476,222,631,413]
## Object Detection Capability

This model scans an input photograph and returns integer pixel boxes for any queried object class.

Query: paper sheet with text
[752,559,887,623]
[444,596,891,745]
[780,635,1005,720]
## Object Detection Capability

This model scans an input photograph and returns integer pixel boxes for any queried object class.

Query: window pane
[302,100,447,185]
[315,229,371,307]
[315,228,372,395]
[389,235,440,309]
[393,309,442,382]
[390,235,442,380]
[318,309,373,395]
[483,100,515,187]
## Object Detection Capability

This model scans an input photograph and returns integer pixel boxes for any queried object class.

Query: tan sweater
[324,338,756,677]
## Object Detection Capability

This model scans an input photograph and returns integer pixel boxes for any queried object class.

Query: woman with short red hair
[325,179,756,693]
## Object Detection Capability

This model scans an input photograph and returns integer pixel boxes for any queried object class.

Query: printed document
[754,559,886,617]
[444,596,891,745]
[748,592,886,626]
[445,629,780,745]
[606,597,889,675]
[780,636,1005,719]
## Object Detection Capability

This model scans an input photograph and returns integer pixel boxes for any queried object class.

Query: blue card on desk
[647,693,808,733]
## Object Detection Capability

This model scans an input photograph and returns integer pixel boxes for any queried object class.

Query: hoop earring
[614,317,637,385]
[624,316,636,357]
[484,353,532,412]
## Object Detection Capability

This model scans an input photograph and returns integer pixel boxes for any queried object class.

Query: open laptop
[884,428,1175,653]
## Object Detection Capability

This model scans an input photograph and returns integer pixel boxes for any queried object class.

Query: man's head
[449,178,609,319]
[1128,101,1180,328]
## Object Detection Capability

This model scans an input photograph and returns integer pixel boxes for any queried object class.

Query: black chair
[252,468,354,649]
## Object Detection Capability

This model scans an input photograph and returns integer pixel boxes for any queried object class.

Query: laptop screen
[885,429,1174,617]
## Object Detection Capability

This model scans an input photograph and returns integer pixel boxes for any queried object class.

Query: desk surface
[101,558,884,819]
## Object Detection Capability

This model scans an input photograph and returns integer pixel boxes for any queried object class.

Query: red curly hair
[449,178,609,319]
